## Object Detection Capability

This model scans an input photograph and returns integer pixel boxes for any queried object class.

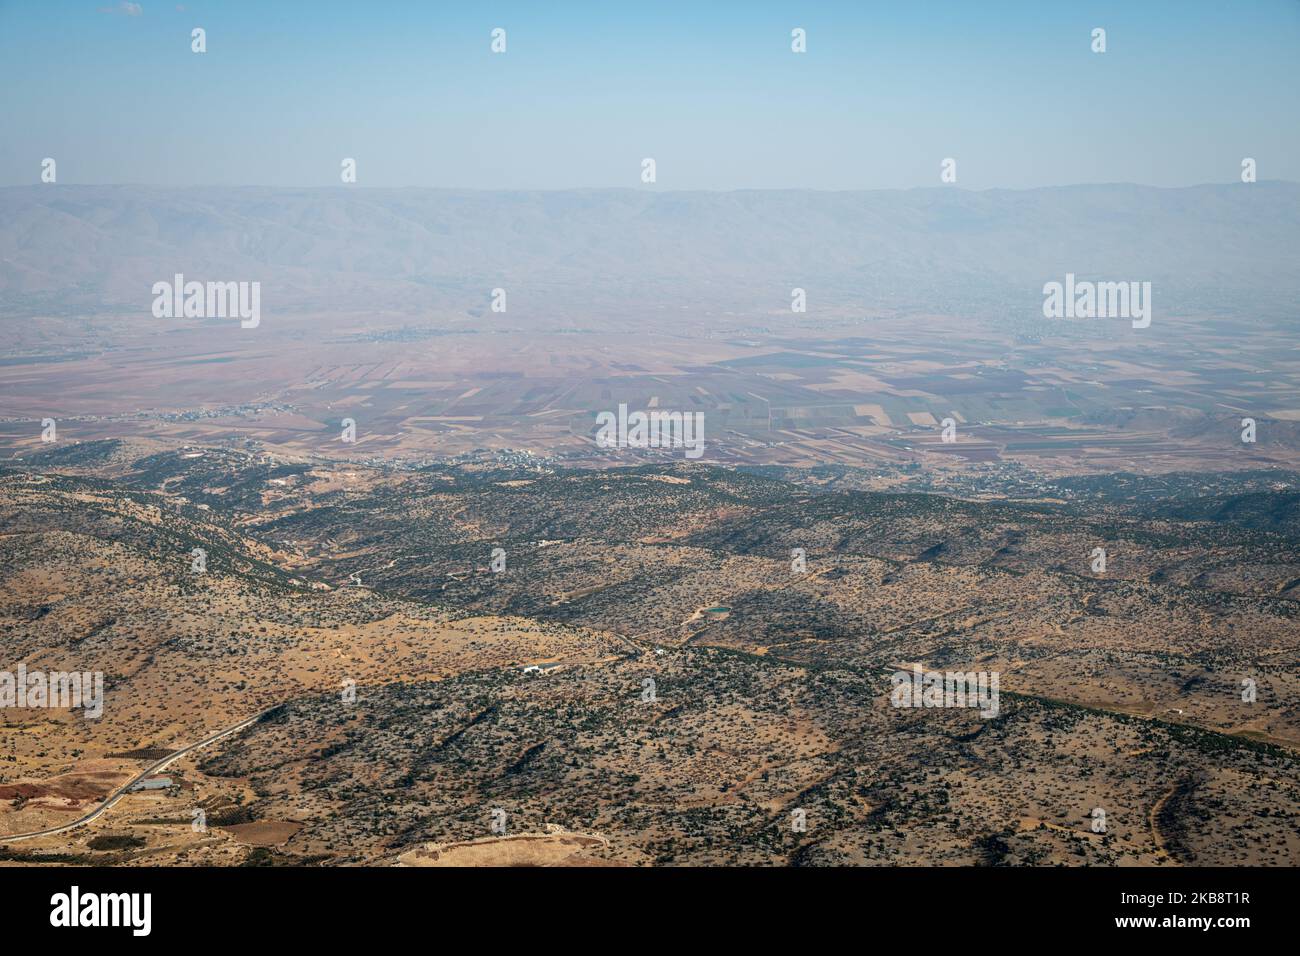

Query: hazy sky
[2,0,1297,190]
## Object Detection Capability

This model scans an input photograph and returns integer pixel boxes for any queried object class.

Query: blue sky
[1,0,1297,189]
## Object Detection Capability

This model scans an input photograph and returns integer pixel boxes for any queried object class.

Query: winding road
[0,705,280,845]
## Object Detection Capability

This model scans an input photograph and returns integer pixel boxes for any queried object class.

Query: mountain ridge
[4,182,1296,319]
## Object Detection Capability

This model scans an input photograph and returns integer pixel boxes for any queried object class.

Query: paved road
[0,705,280,845]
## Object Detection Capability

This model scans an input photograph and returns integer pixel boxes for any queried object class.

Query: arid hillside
[1,443,1298,865]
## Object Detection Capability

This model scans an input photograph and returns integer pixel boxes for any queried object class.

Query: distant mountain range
[2,182,1297,320]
